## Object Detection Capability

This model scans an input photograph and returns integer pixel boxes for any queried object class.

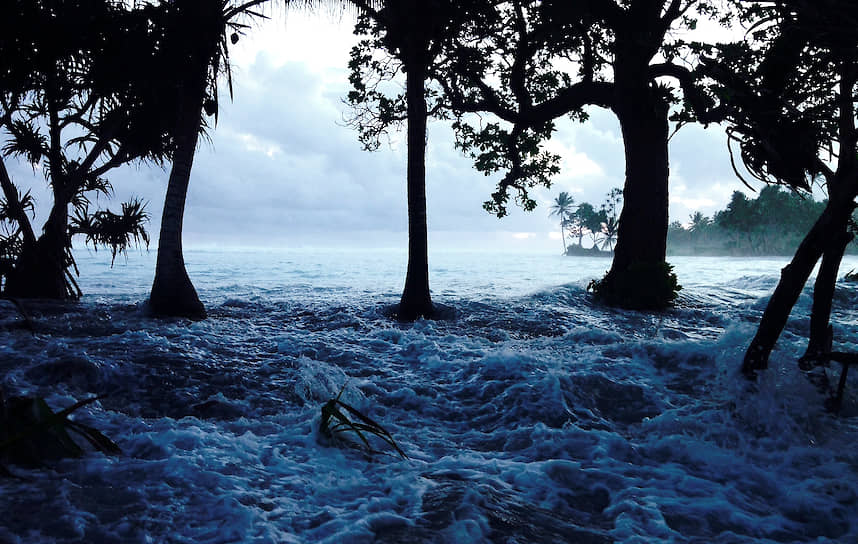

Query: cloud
[2,13,759,254]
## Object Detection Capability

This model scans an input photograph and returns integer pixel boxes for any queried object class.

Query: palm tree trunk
[149,62,207,320]
[398,58,433,321]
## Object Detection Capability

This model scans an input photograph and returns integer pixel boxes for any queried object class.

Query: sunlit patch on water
[1,251,858,542]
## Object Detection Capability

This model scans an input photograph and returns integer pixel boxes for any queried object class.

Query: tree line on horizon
[1,1,857,383]
[552,185,851,257]
[667,187,858,256]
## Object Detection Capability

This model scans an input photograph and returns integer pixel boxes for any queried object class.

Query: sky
[6,10,757,253]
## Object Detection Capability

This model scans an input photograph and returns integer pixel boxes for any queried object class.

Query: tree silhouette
[346,0,492,320]
[702,1,858,375]
[147,0,277,320]
[598,188,622,251]
[549,192,575,253]
[574,202,606,248]
[1,0,171,299]
[437,0,729,309]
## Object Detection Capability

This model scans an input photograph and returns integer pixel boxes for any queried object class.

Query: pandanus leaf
[318,385,407,459]
[0,394,120,469]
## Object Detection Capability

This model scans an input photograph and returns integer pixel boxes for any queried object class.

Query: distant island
[565,245,613,257]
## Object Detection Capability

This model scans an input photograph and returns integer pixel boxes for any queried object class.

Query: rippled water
[1,249,857,543]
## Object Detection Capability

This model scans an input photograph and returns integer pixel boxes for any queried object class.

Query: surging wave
[1,252,857,543]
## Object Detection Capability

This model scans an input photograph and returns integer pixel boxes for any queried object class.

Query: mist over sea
[2,248,857,543]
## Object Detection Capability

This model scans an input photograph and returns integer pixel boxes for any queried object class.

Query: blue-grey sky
[6,11,754,252]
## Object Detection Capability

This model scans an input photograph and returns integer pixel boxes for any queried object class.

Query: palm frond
[318,384,407,459]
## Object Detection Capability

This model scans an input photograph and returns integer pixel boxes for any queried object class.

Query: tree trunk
[742,195,856,376]
[612,96,669,273]
[4,197,71,300]
[4,77,77,300]
[148,62,207,319]
[804,223,852,359]
[594,91,673,309]
[397,58,433,321]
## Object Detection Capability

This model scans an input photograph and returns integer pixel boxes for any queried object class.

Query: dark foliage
[588,262,681,311]
[0,0,173,299]
[667,187,833,256]
[0,390,120,474]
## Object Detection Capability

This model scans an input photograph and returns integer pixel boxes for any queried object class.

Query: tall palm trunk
[149,61,208,319]
[398,57,433,320]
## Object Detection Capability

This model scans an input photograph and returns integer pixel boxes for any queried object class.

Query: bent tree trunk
[598,94,672,309]
[397,58,433,321]
[804,224,853,360]
[742,195,856,376]
[149,69,207,320]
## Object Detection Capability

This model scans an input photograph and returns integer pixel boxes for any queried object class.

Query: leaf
[65,421,121,455]
[317,387,407,459]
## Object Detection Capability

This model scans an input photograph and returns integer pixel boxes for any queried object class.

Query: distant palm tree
[600,216,618,251]
[149,0,347,319]
[689,211,710,233]
[549,192,575,254]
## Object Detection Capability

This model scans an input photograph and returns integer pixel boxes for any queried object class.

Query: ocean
[1,248,857,543]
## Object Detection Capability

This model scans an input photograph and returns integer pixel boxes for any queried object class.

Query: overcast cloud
[6,11,755,252]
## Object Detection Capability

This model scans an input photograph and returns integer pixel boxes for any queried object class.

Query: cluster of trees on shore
[550,189,622,255]
[667,186,858,256]
[1,1,857,382]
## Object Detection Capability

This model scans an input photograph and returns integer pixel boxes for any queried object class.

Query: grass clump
[588,261,681,310]
[319,385,407,459]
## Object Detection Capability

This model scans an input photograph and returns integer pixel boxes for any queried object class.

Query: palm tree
[598,188,621,251]
[346,0,484,320]
[599,216,618,251]
[149,0,348,319]
[549,192,574,254]
[2,1,171,300]
[148,0,266,319]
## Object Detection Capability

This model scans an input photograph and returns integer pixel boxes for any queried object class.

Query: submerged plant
[0,391,120,473]
[588,261,681,311]
[319,385,407,460]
